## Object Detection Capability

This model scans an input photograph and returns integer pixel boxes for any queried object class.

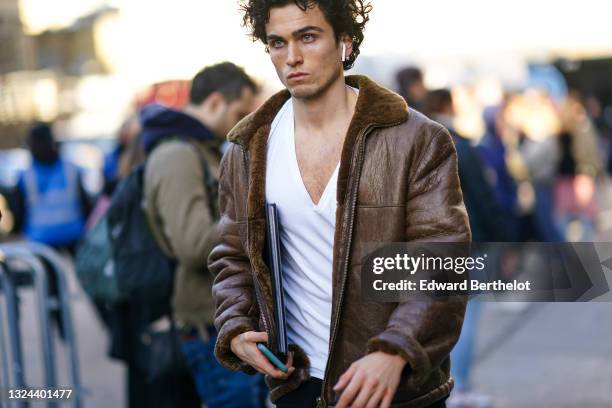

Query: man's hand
[334,351,407,408]
[230,331,295,379]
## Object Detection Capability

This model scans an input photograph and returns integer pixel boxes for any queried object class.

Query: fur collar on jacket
[226,75,410,215]
[227,75,409,146]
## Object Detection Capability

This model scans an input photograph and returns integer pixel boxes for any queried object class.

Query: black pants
[275,378,447,408]
[275,379,323,408]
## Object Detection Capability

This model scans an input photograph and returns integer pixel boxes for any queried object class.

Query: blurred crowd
[0,61,611,408]
[395,66,609,408]
[398,66,607,245]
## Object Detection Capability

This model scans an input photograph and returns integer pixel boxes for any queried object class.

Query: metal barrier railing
[0,242,83,408]
[0,261,16,406]
[0,253,26,408]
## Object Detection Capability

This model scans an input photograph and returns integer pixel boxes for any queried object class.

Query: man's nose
[286,42,303,67]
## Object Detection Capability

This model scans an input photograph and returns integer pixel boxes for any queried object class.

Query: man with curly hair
[209,1,470,407]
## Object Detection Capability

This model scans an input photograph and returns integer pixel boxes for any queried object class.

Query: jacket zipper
[236,141,274,346]
[319,122,403,407]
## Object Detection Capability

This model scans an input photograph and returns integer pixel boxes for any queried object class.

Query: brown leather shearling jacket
[208,75,471,407]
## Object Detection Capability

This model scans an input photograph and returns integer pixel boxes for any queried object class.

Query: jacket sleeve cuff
[367,329,431,387]
[214,316,258,375]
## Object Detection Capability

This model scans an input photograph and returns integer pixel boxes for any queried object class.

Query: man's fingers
[258,363,294,379]
[285,351,294,368]
[351,378,378,408]
[333,374,349,392]
[269,366,295,379]
[234,331,297,379]
[251,349,279,373]
[252,348,294,379]
[380,388,394,408]
[336,373,365,408]
[333,364,356,391]
[243,331,268,343]
[366,386,387,408]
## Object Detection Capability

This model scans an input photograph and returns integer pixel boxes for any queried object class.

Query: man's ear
[204,91,227,113]
[339,34,354,60]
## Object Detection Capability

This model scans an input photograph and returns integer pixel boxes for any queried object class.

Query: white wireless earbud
[342,43,347,62]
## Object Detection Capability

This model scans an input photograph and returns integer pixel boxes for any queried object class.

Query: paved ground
[3,255,124,407]
[470,301,612,408]
[465,181,612,408]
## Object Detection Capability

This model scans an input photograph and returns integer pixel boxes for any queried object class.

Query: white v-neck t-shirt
[265,98,339,379]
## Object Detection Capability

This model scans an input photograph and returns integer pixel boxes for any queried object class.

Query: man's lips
[287,72,308,80]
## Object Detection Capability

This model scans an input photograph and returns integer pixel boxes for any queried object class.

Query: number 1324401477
[4,388,73,401]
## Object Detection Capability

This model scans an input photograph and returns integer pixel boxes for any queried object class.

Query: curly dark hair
[240,0,372,70]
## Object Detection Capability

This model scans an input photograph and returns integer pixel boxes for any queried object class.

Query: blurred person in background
[513,91,563,242]
[6,122,92,341]
[131,62,264,408]
[8,122,91,252]
[425,89,516,408]
[477,105,521,241]
[84,115,143,232]
[77,114,145,337]
[102,114,142,195]
[424,89,513,243]
[396,66,428,112]
[582,95,612,177]
[554,92,603,241]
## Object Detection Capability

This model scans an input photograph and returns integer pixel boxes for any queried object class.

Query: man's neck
[182,105,223,146]
[184,105,207,126]
[292,76,357,134]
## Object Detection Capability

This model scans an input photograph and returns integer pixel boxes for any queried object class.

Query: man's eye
[270,39,284,48]
[303,34,315,42]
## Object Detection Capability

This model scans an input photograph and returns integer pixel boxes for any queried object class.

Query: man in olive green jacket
[142,62,264,408]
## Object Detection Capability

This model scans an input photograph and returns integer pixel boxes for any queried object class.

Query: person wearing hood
[140,62,262,408]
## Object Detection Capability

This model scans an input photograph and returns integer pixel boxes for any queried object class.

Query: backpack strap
[189,142,219,220]
[147,136,219,219]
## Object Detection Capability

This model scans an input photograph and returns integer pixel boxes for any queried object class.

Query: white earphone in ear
[342,43,347,62]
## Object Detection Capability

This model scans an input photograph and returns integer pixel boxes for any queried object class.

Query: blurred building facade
[33,6,116,76]
[2,0,612,147]
[0,0,34,147]
[0,4,119,148]
[0,0,33,73]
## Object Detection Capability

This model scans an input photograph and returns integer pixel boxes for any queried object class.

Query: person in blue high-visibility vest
[10,123,91,252]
